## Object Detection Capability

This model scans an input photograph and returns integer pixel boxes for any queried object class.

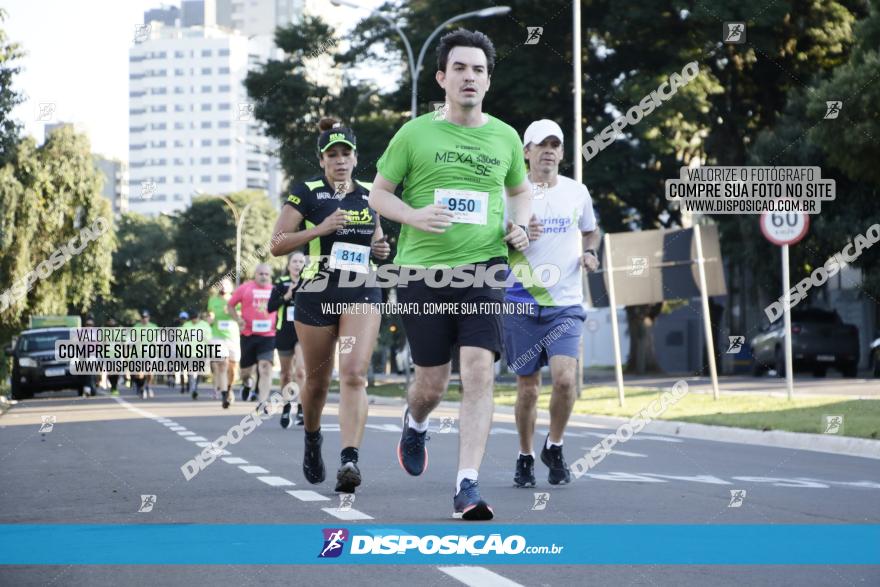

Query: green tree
[0,9,24,164]
[0,127,115,340]
[245,16,405,197]
[99,213,181,326]
[174,191,283,292]
[749,0,880,306]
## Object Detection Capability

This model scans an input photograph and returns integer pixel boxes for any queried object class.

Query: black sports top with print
[284,175,377,280]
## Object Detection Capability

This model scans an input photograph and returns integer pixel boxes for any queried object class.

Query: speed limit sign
[760,212,809,246]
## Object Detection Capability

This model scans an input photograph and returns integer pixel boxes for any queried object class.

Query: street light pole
[235,203,252,287]
[411,7,511,119]
[331,1,510,119]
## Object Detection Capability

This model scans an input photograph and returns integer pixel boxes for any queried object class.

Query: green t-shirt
[376,113,527,267]
[182,319,213,341]
[207,294,238,340]
[133,321,157,329]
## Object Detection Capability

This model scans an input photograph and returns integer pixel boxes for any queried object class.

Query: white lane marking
[110,396,385,519]
[797,478,880,489]
[321,507,374,520]
[287,490,330,502]
[581,448,647,458]
[365,423,402,433]
[584,472,666,483]
[732,476,829,488]
[580,431,683,443]
[169,426,186,431]
[642,473,731,485]
[489,428,518,435]
[258,476,295,487]
[185,436,208,442]
[438,567,524,587]
[239,465,269,474]
[177,431,195,436]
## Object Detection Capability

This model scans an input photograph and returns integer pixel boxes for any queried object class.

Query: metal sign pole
[782,243,794,400]
[603,233,626,406]
[693,225,720,400]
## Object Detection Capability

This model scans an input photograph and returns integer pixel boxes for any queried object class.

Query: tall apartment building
[215,0,304,36]
[128,22,282,216]
[93,157,130,216]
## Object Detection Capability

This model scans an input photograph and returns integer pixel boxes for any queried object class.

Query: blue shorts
[503,304,586,376]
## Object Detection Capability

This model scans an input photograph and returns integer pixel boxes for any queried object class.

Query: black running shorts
[239,334,275,368]
[396,258,506,367]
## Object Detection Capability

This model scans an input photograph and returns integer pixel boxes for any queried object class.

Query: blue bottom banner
[1,524,878,565]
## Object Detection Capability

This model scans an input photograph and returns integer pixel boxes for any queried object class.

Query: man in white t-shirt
[504,119,601,487]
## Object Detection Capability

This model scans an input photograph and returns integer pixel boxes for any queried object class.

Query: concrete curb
[360,392,880,461]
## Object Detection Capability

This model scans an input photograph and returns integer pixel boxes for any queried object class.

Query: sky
[5,0,385,162]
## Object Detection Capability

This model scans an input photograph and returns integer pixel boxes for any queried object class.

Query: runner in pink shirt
[227,263,277,404]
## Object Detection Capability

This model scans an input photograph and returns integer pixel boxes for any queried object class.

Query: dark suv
[5,328,84,399]
[751,308,860,377]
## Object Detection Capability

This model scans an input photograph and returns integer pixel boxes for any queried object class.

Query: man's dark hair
[436,29,496,76]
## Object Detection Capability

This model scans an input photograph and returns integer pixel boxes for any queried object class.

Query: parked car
[4,327,84,400]
[869,337,880,378]
[751,308,859,377]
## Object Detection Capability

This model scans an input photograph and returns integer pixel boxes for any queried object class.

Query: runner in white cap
[505,119,601,487]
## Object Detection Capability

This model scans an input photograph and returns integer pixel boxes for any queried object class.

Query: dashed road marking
[239,465,269,474]
[257,476,295,487]
[438,566,524,587]
[287,490,330,502]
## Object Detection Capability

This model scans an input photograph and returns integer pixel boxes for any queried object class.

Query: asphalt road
[1,386,878,586]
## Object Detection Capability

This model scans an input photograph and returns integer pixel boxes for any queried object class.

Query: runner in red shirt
[227,263,277,405]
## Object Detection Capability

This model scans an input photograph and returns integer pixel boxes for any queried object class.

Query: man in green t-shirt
[181,312,214,400]
[206,279,240,406]
[132,310,158,399]
[369,29,531,521]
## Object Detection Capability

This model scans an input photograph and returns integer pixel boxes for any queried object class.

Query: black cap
[317,125,357,153]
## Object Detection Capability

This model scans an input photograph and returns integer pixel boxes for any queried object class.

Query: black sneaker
[514,454,536,488]
[248,389,258,402]
[240,385,251,402]
[280,402,293,429]
[335,461,361,493]
[221,391,231,409]
[294,404,304,426]
[397,407,428,476]
[453,478,494,520]
[191,390,198,400]
[303,431,325,484]
[540,436,572,485]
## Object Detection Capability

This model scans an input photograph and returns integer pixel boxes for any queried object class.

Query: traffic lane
[222,411,879,525]
[2,393,877,527]
[0,402,317,524]
[474,565,880,587]
[0,565,469,587]
[1,399,878,587]
[0,564,876,587]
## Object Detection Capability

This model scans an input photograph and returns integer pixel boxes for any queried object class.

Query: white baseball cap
[523,119,564,146]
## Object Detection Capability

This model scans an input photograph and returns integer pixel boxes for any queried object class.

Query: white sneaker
[148,388,155,398]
